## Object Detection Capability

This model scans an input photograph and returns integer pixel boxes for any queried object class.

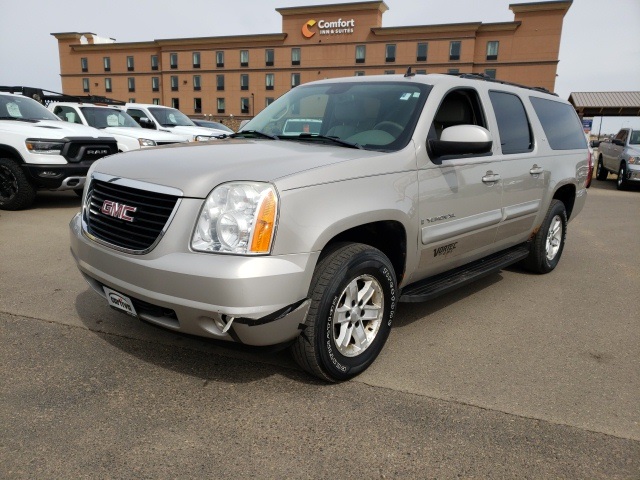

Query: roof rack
[447,73,558,96]
[0,86,126,106]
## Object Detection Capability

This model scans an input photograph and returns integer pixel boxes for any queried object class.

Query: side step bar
[400,244,530,303]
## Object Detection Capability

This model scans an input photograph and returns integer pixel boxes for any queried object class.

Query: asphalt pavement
[1,179,639,478]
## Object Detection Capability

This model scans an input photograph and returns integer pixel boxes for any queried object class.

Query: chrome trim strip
[91,172,184,197]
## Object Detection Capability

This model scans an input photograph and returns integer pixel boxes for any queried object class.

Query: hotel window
[194,98,202,114]
[172,98,179,109]
[355,45,366,63]
[128,77,135,92]
[216,74,225,91]
[355,71,365,76]
[486,41,499,61]
[417,43,428,62]
[105,78,112,92]
[291,73,300,88]
[171,76,178,91]
[416,69,427,75]
[128,98,136,103]
[152,98,160,105]
[265,97,274,107]
[240,97,249,114]
[265,49,274,66]
[152,76,159,92]
[240,74,249,91]
[384,70,395,75]
[266,73,274,90]
[449,41,461,61]
[240,50,249,67]
[291,48,301,66]
[193,52,201,68]
[103,56,111,72]
[216,51,224,68]
[217,98,225,114]
[82,78,90,92]
[151,55,159,70]
[448,68,460,74]
[193,75,201,91]
[127,56,134,71]
[484,68,497,79]
[170,53,178,69]
[81,57,88,72]
[385,44,396,63]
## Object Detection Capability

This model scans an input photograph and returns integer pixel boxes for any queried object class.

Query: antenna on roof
[404,67,415,78]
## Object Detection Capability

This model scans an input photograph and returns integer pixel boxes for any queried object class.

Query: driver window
[430,89,486,140]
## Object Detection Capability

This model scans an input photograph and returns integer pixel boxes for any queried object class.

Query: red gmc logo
[101,200,137,222]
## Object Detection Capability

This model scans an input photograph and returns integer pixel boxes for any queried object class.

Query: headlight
[195,135,215,142]
[138,138,157,147]
[629,156,638,165]
[25,139,64,155]
[191,182,278,255]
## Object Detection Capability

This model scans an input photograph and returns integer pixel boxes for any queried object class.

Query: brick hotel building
[52,0,571,121]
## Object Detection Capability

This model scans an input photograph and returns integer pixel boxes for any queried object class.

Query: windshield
[0,95,60,121]
[629,130,640,145]
[148,107,195,127]
[80,107,140,129]
[241,81,430,151]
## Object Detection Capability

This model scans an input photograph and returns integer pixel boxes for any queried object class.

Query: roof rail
[447,73,558,96]
[0,86,126,106]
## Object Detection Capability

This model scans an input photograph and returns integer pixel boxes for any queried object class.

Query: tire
[0,158,36,211]
[522,199,567,274]
[291,243,397,382]
[616,163,628,190]
[596,157,608,181]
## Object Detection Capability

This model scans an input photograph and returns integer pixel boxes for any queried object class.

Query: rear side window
[530,96,586,150]
[489,91,532,154]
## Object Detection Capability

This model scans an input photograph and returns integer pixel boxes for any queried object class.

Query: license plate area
[103,286,138,317]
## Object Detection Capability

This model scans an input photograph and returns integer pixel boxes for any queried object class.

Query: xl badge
[101,199,137,222]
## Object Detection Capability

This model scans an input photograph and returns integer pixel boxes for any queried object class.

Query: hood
[92,139,384,197]
[626,146,640,156]
[0,119,108,138]
[103,127,185,142]
[161,125,221,138]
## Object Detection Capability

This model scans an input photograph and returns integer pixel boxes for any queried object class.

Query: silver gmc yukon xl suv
[70,73,589,381]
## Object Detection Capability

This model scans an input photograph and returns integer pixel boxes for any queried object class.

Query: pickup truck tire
[616,163,628,190]
[596,157,608,181]
[0,158,36,211]
[522,199,567,274]
[292,243,397,382]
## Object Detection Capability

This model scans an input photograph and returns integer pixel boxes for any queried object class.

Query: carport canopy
[569,91,640,117]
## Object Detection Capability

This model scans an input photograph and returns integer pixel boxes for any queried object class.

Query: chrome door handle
[530,165,544,175]
[482,172,500,184]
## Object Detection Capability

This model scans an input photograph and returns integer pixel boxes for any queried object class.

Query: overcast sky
[1,0,638,133]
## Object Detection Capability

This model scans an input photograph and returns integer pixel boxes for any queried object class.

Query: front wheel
[0,158,36,211]
[522,200,567,274]
[291,243,397,382]
[616,163,628,190]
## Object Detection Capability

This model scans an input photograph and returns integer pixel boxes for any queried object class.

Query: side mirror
[589,140,600,148]
[139,118,156,130]
[428,125,493,161]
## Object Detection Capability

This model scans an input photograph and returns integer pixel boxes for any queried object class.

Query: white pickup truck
[595,128,640,190]
[49,103,187,152]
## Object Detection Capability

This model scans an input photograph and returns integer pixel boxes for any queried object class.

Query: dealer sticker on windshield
[104,286,138,317]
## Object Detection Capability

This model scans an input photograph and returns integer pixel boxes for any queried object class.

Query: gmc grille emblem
[101,200,137,222]
[87,149,109,155]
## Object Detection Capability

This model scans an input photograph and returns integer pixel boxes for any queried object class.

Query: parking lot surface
[1,180,639,478]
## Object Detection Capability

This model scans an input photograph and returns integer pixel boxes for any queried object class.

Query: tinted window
[530,96,586,150]
[489,91,532,154]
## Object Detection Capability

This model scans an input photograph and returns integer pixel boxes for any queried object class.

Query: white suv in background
[125,104,228,141]
[49,103,187,152]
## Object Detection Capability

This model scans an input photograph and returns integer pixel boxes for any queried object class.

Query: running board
[400,244,530,303]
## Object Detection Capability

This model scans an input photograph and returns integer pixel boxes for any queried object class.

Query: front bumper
[69,212,318,346]
[22,162,93,190]
[625,163,640,182]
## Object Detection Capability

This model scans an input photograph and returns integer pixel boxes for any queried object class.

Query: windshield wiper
[230,130,279,140]
[289,133,363,149]
[0,116,39,122]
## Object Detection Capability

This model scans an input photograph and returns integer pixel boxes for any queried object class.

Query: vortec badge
[101,199,137,222]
